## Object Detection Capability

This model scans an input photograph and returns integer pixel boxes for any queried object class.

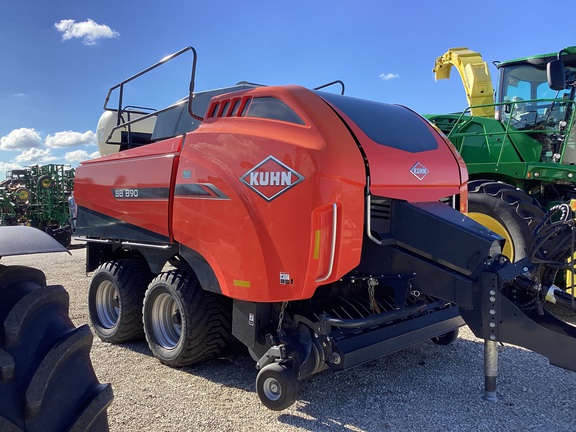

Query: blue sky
[0,0,574,177]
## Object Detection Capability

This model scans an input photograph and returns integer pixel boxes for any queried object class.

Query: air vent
[370,197,392,234]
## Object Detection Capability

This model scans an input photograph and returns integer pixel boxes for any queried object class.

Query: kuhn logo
[410,162,429,181]
[240,156,304,201]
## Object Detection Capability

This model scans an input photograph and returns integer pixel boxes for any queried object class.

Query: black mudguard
[0,226,69,257]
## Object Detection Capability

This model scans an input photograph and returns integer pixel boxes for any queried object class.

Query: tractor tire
[143,268,232,367]
[14,188,30,204]
[88,259,152,343]
[468,180,544,261]
[0,265,112,431]
[37,175,53,190]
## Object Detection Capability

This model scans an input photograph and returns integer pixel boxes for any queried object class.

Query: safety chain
[368,278,381,314]
[277,301,288,336]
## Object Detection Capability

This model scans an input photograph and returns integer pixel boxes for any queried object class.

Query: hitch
[461,204,576,400]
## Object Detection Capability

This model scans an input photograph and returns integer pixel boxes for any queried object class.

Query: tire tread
[0,265,113,432]
[144,268,232,367]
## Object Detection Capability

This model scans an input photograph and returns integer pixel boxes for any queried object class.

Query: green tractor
[0,164,75,246]
[426,46,576,265]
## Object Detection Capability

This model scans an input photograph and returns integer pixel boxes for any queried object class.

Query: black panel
[391,201,503,276]
[316,91,438,153]
[179,244,222,294]
[331,307,463,371]
[174,184,211,196]
[75,206,169,244]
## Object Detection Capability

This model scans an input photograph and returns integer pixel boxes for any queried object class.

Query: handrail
[104,99,187,145]
[436,98,576,166]
[103,46,203,130]
[442,98,575,133]
[314,80,346,95]
[316,203,338,283]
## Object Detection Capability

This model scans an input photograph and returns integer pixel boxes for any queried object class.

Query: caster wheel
[256,363,299,411]
[431,328,459,345]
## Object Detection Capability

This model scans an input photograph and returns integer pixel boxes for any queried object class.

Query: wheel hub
[96,281,120,328]
[468,212,515,260]
[262,377,282,401]
[151,292,182,349]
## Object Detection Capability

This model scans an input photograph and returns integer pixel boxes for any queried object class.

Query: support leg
[482,339,498,402]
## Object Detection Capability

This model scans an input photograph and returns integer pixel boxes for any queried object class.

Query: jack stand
[482,339,498,402]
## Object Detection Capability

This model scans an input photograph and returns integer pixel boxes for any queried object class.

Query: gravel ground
[4,243,576,432]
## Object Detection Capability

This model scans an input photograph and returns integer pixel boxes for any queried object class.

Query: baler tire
[431,328,459,345]
[468,181,544,261]
[143,268,232,367]
[88,259,152,343]
[0,265,113,431]
[256,363,299,411]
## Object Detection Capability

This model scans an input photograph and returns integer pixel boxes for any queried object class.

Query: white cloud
[55,19,120,46]
[65,149,100,163]
[0,128,43,151]
[14,148,58,164]
[46,130,96,148]
[379,72,400,81]
[1,128,98,168]
[0,162,23,173]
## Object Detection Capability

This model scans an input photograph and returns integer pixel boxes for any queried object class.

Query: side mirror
[548,59,566,91]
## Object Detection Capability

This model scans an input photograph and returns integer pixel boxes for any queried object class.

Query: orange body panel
[75,85,469,303]
[172,86,366,302]
[75,137,182,241]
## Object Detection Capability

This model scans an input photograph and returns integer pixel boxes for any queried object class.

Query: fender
[0,226,69,257]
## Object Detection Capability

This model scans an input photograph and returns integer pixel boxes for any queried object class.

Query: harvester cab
[75,46,576,410]
[496,48,576,164]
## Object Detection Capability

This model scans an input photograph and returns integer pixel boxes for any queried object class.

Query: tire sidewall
[468,185,541,261]
[143,280,187,364]
[88,270,121,340]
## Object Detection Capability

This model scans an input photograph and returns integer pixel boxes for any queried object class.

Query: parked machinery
[74,47,576,410]
[427,46,576,264]
[0,164,75,246]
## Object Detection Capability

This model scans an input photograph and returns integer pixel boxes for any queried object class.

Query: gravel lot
[4,242,576,432]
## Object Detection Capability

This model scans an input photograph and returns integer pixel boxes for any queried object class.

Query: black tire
[256,363,299,411]
[468,180,544,261]
[431,328,459,345]
[143,268,232,367]
[14,188,30,204]
[37,175,52,190]
[88,259,152,343]
[0,265,112,431]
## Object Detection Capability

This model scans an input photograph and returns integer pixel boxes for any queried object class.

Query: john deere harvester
[427,46,576,263]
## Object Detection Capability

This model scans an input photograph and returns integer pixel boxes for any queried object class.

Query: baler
[74,47,576,410]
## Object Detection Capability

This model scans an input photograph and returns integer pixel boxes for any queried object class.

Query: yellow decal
[313,229,321,259]
[233,280,251,288]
